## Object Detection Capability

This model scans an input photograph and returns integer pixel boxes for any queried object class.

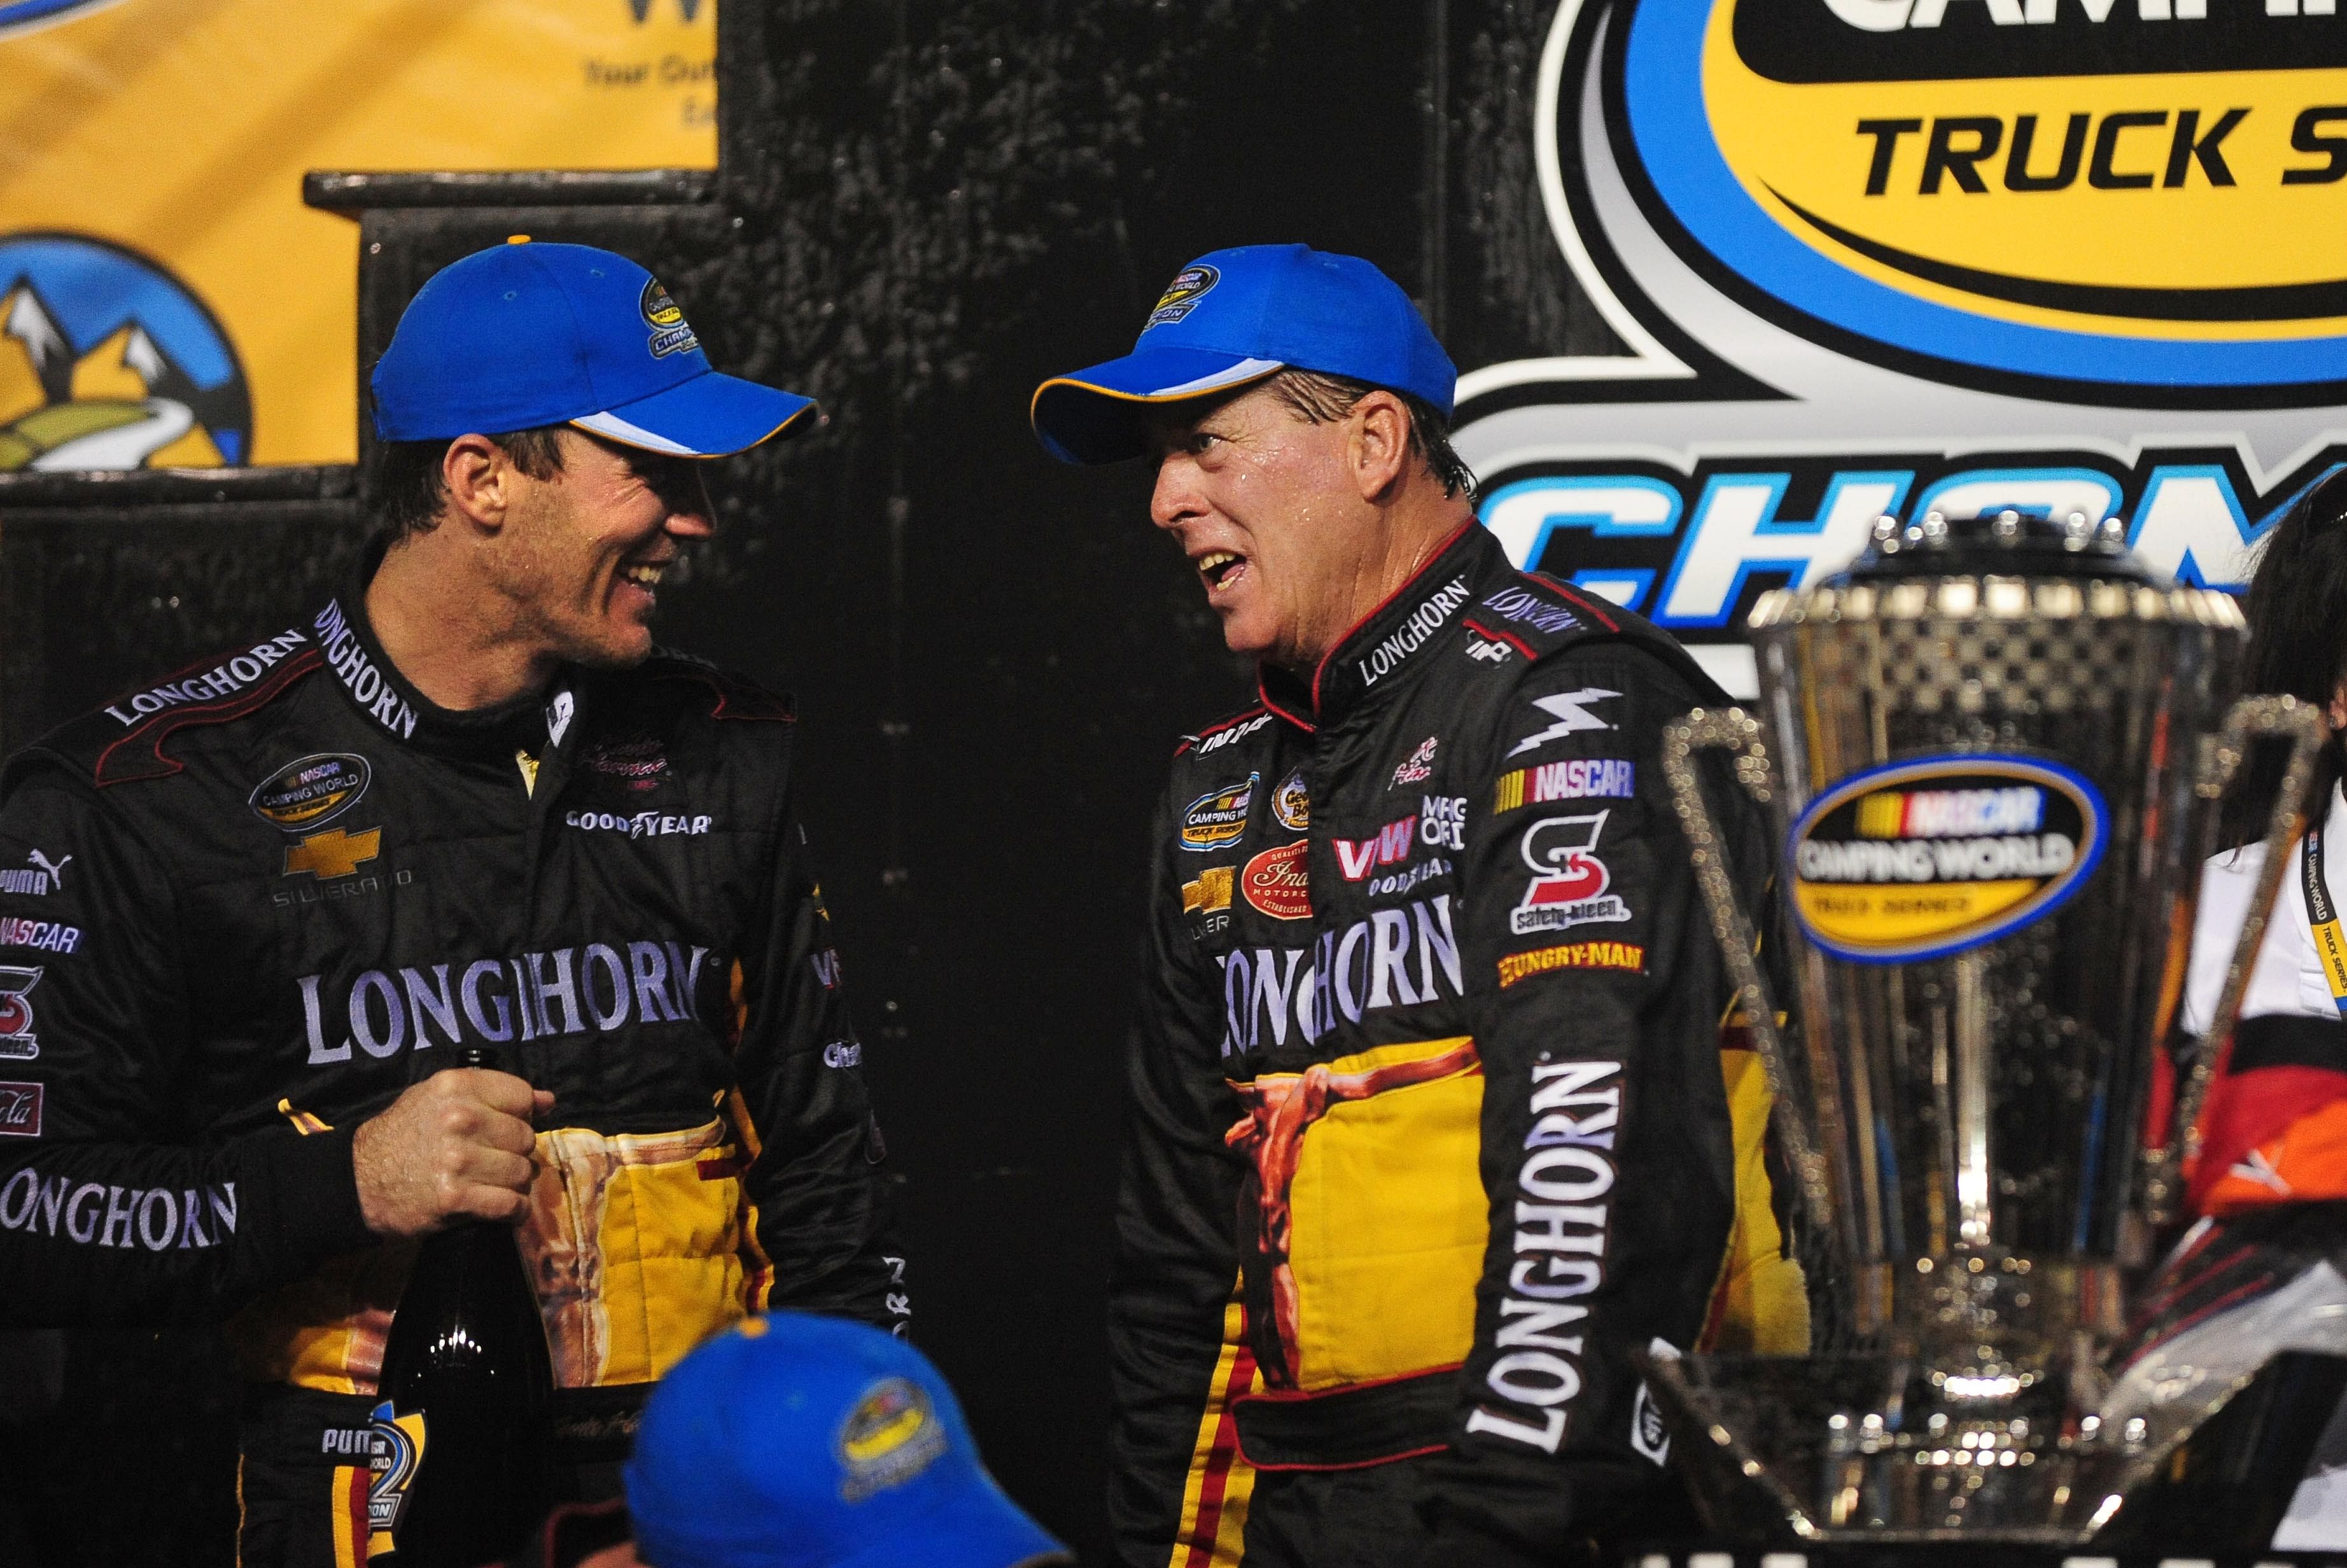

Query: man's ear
[1347,391,1413,503]
[441,434,512,532]
[2330,677,2347,732]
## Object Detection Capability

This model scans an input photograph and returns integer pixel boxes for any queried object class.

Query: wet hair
[2222,467,2347,849]
[1261,369,1477,499]
[373,426,568,541]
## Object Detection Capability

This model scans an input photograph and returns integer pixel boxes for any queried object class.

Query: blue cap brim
[829,1471,1068,1568]
[574,370,816,458]
[1030,346,1284,465]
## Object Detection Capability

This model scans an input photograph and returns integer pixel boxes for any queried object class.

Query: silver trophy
[1657,508,2328,1544]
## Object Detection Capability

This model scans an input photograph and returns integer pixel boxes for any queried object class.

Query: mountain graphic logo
[0,233,251,471]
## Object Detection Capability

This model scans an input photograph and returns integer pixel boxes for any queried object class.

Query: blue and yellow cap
[1030,243,1457,465]
[624,1312,1068,1568]
[371,239,815,458]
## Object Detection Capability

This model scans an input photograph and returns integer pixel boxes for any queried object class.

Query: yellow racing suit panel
[230,1119,749,1394]
[1706,1044,1811,1356]
[1284,1038,1487,1390]
[526,1118,746,1388]
[224,1240,414,1394]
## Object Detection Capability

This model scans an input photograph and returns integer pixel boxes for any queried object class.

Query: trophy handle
[2141,693,2329,1226]
[1662,708,1835,1242]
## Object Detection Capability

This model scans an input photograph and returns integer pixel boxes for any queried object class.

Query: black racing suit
[0,542,906,1565]
[1108,522,1784,1566]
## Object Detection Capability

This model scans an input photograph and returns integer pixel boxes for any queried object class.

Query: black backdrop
[0,3,1603,1560]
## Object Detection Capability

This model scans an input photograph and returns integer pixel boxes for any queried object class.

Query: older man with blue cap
[1033,246,1793,1567]
[0,239,906,1568]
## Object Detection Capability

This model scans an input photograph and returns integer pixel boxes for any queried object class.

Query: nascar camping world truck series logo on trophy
[1452,0,2347,698]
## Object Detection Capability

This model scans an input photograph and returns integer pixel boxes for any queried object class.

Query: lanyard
[2303,823,2347,1017]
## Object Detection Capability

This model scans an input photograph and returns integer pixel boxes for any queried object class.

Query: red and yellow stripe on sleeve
[1170,1289,1261,1568]
[328,1464,369,1567]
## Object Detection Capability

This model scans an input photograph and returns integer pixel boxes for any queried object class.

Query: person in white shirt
[2140,466,2347,1548]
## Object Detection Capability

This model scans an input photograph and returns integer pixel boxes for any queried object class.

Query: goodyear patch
[1181,772,1258,853]
[1787,753,2105,964]
[1147,263,1219,329]
[249,753,371,831]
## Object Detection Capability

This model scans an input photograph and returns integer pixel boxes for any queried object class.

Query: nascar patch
[1495,759,1635,813]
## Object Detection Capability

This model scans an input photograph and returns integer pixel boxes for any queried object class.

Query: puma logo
[25,851,68,888]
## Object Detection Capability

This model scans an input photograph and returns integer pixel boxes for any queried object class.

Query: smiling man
[1035,246,1793,1567]
[0,241,907,1567]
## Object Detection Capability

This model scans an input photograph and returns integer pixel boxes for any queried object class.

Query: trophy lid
[1746,508,2243,631]
[1831,508,2164,587]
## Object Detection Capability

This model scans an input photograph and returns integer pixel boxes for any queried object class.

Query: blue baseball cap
[1030,243,1457,465]
[370,239,815,457]
[624,1313,1068,1568]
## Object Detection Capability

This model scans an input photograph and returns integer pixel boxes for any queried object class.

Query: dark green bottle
[374,1046,554,1565]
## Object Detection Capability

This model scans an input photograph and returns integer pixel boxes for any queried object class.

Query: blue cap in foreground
[371,239,814,457]
[625,1313,1068,1568]
[1030,242,1457,465]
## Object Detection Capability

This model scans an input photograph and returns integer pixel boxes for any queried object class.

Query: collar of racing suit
[1256,518,1496,733]
[309,531,584,765]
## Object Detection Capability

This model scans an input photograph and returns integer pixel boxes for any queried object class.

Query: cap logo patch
[837,1376,947,1502]
[1146,263,1219,329]
[640,277,699,360]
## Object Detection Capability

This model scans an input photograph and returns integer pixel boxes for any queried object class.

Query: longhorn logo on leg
[1511,813,1631,935]
[0,967,40,1060]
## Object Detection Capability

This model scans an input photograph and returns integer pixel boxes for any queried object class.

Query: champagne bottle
[373,1046,554,1565]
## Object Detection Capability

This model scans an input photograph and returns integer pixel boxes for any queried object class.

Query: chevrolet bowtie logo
[283,827,381,881]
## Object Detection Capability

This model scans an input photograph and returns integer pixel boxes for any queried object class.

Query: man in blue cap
[620,1311,1068,1568]
[496,1312,1069,1568]
[0,241,907,1567]
[1034,246,1788,1565]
